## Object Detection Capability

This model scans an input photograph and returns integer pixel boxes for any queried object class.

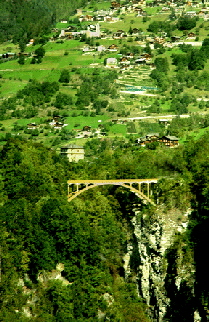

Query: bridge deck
[67,179,158,184]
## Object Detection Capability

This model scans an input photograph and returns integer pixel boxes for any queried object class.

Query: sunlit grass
[0,79,27,98]
[65,114,109,130]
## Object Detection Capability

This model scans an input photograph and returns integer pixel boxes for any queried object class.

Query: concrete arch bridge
[67,179,158,206]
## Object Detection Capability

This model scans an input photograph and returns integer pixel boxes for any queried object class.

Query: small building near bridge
[60,144,84,162]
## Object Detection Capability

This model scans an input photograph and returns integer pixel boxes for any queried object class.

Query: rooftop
[61,144,84,149]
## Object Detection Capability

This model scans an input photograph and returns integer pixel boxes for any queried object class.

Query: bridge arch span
[67,179,158,205]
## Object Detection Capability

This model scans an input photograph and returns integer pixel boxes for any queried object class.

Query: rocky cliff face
[124,206,202,322]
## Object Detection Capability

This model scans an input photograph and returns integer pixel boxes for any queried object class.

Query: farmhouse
[110,1,121,9]
[97,45,106,52]
[79,15,94,22]
[154,37,165,44]
[136,134,179,147]
[126,53,134,59]
[108,44,118,51]
[83,46,95,52]
[53,122,65,129]
[159,119,170,127]
[86,24,101,38]
[135,57,146,64]
[60,144,85,162]
[0,52,16,58]
[132,28,140,35]
[136,133,159,146]
[105,57,118,67]
[187,32,196,39]
[120,57,131,65]
[146,133,159,140]
[83,125,91,131]
[171,36,181,42]
[27,123,37,130]
[96,15,105,21]
[113,30,127,39]
[158,135,179,147]
[49,116,67,129]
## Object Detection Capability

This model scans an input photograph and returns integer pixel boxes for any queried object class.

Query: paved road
[172,41,202,47]
[118,114,190,121]
[120,90,157,96]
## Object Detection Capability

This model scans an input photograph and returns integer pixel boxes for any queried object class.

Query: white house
[105,57,118,67]
[60,144,85,162]
[86,24,101,38]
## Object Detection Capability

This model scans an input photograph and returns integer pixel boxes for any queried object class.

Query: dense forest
[1,135,209,320]
[0,0,88,44]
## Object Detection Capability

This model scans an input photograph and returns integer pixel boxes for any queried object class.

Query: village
[1,0,209,158]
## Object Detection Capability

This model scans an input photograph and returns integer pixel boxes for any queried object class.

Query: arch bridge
[67,179,158,205]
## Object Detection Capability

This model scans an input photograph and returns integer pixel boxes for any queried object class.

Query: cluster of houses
[49,116,67,129]
[78,14,120,23]
[83,43,118,53]
[172,7,209,20]
[135,133,179,148]
[0,51,36,62]
[82,38,153,69]
[56,0,209,42]
[76,0,147,22]
[59,23,101,39]
[27,116,67,131]
[74,124,108,139]
[59,132,179,164]
[58,0,148,41]
[27,117,107,139]
[73,0,209,24]
[0,52,28,61]
[58,23,200,54]
[105,53,152,70]
[0,52,16,59]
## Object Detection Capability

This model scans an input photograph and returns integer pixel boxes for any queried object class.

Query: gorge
[1,135,209,321]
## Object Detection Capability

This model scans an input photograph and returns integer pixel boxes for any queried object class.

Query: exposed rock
[124,206,199,321]
[37,262,70,286]
[194,310,201,322]
[103,292,114,306]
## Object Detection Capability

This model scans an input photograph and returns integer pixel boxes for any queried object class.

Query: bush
[59,69,70,83]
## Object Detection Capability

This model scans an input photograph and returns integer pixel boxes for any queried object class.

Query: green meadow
[110,124,127,135]
[180,126,209,144]
[0,79,27,98]
[65,115,109,130]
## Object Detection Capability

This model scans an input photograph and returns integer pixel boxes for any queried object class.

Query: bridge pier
[147,183,149,199]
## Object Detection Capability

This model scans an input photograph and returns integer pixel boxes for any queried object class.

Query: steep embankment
[124,205,201,322]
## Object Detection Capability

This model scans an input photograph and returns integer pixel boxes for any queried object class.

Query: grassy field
[44,40,84,52]
[180,126,209,143]
[16,117,45,126]
[0,79,27,98]
[0,43,19,54]
[110,123,127,135]
[65,115,109,130]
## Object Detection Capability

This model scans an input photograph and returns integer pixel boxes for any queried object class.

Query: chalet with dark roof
[136,134,179,147]
[110,1,121,8]
[158,136,179,147]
